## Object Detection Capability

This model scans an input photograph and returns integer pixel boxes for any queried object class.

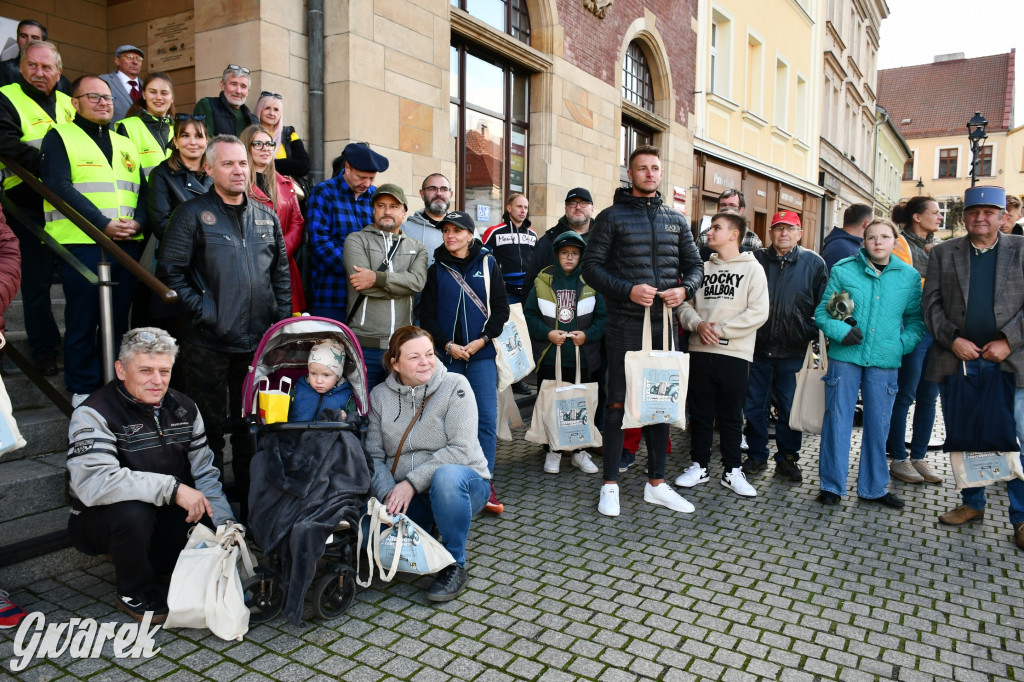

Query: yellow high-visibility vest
[0,83,75,190]
[119,115,171,179]
[43,123,142,245]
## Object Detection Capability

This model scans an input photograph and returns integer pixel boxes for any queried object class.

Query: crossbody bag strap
[444,263,489,318]
[350,236,404,319]
[391,392,433,475]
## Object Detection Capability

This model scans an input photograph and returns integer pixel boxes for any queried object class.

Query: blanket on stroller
[249,422,373,624]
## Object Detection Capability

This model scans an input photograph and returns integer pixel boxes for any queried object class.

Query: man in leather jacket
[158,134,291,512]
[582,144,703,517]
[67,328,233,623]
[741,211,827,482]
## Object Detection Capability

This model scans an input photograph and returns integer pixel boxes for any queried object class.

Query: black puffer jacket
[158,191,291,353]
[582,187,702,322]
[752,245,828,358]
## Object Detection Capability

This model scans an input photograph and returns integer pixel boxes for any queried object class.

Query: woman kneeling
[366,326,491,602]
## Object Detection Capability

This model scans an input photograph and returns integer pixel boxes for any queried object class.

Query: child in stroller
[241,318,373,625]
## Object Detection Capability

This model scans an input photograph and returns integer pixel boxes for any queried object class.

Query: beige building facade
[8,0,700,233]
[873,105,910,218]
[818,0,888,239]
[692,0,824,249]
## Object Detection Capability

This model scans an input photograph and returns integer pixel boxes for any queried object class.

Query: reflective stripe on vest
[119,115,171,179]
[0,83,75,190]
[43,123,142,245]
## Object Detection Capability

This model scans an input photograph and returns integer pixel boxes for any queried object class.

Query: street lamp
[967,111,988,187]
[916,178,924,195]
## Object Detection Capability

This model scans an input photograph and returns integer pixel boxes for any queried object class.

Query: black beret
[342,142,389,173]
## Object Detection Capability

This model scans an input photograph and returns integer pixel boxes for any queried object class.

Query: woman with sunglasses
[117,73,174,179]
[254,91,310,183]
[240,124,305,313]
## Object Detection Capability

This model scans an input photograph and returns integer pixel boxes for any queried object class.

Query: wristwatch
[480,334,491,344]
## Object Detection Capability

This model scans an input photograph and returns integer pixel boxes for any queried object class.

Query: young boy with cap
[524,230,607,475]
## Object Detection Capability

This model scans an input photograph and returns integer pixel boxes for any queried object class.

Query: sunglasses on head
[225,64,250,75]
[175,113,206,122]
[260,91,282,100]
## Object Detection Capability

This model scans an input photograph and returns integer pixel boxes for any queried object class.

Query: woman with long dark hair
[117,72,175,179]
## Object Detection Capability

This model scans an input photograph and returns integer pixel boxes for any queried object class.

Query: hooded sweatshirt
[820,227,863,273]
[676,251,770,362]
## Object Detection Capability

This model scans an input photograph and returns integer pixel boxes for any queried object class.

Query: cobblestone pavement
[3,417,1024,681]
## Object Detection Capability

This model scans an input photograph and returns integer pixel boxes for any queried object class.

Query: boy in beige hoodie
[675,212,769,496]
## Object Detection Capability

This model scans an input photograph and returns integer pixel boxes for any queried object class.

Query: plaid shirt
[307,176,376,307]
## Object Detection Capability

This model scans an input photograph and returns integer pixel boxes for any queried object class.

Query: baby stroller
[239,316,373,624]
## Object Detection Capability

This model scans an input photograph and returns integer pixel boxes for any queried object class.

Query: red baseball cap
[771,210,801,228]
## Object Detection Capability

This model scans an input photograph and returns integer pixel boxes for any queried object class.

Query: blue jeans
[743,355,803,463]
[954,359,1024,525]
[819,359,898,498]
[405,464,490,566]
[361,347,388,393]
[886,332,940,461]
[61,243,141,394]
[447,358,498,475]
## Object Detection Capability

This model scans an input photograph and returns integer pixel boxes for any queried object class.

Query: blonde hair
[865,217,898,239]
[240,124,278,207]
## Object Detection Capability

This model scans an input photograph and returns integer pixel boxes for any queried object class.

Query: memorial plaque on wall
[148,11,194,71]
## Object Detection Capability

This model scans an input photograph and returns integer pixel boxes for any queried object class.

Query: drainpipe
[307,0,324,184]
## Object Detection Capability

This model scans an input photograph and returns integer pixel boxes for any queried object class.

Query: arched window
[451,1,532,230]
[620,41,656,185]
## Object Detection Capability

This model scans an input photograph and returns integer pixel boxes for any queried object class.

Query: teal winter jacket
[814,249,924,369]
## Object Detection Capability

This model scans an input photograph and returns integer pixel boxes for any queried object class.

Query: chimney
[933,53,965,63]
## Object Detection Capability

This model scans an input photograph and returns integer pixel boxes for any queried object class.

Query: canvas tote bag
[788,330,828,434]
[623,306,689,430]
[166,522,255,641]
[356,497,456,587]
[0,332,26,457]
[525,345,602,451]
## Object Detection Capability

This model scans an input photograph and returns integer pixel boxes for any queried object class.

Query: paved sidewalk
[3,419,1024,681]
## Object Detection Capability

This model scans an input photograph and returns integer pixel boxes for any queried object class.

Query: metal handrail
[0,154,177,304]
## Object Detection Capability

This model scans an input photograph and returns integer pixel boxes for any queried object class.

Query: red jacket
[252,174,306,313]
[0,208,21,333]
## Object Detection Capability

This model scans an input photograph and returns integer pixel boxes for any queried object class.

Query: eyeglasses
[119,53,143,62]
[259,91,282,100]
[225,64,250,75]
[865,234,894,243]
[422,185,451,193]
[566,200,592,208]
[771,225,800,232]
[558,251,581,258]
[74,93,113,103]
[250,140,274,151]
[175,113,206,122]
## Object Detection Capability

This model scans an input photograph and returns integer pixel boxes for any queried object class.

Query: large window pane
[466,0,505,33]
[511,69,528,123]
[464,110,505,231]
[465,53,505,115]
[450,46,460,101]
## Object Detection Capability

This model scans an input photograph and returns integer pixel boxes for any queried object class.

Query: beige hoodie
[676,251,769,362]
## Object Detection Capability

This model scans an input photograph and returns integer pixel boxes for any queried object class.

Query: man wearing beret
[343,183,428,390]
[924,185,1024,550]
[308,142,390,323]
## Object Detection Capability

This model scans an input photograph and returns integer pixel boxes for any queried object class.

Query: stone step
[0,454,68,526]
[4,406,68,461]
[3,366,66,411]
[0,506,68,547]
[0,547,101,590]
[6,282,67,330]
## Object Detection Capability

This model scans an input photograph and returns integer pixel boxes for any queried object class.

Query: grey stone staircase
[0,284,101,588]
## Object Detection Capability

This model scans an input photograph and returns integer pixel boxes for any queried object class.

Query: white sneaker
[674,463,709,488]
[571,450,599,473]
[741,433,749,451]
[722,467,757,497]
[644,482,695,513]
[71,393,90,408]
[598,483,620,517]
[544,451,561,474]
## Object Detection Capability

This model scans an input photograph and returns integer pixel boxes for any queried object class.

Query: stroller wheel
[313,565,356,619]
[243,571,283,624]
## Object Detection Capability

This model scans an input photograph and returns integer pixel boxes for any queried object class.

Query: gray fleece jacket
[366,363,490,499]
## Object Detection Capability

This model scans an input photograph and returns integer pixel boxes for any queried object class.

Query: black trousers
[69,500,195,596]
[687,352,750,472]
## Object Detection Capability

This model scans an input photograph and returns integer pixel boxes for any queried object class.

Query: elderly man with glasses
[66,328,234,624]
[191,64,258,136]
[97,44,144,124]
[740,210,827,483]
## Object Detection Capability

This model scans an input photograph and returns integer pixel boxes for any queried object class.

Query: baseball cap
[771,210,801,228]
[438,210,476,233]
[371,183,407,209]
[565,187,593,204]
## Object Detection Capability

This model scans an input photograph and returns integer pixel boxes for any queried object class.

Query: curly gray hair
[118,327,179,365]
